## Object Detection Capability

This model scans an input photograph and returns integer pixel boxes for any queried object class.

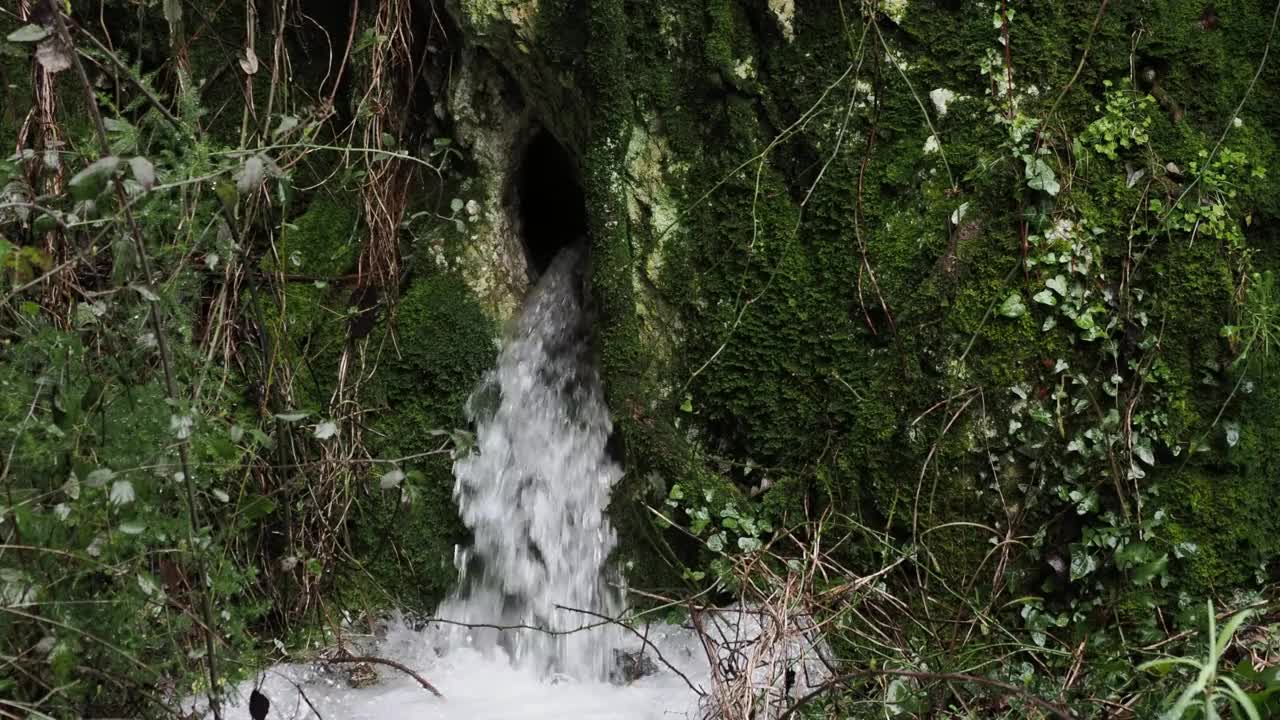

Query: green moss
[346,273,497,609]
[274,195,360,276]
[1165,466,1278,590]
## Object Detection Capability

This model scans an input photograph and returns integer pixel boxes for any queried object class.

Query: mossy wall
[491,0,1280,603]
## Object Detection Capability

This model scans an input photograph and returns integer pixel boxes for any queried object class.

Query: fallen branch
[323,655,444,699]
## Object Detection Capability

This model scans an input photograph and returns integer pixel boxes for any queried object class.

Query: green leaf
[6,24,50,43]
[999,293,1026,318]
[1132,555,1168,585]
[85,468,115,487]
[1046,275,1068,296]
[1215,609,1253,657]
[1032,289,1056,306]
[128,156,155,190]
[1025,157,1061,195]
[69,156,121,201]
[1219,677,1262,720]
[109,479,135,505]
[1137,657,1201,675]
[313,421,338,440]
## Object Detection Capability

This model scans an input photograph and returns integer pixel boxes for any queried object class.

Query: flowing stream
[230,247,712,719]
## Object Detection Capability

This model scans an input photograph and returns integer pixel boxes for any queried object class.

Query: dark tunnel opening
[515,130,587,275]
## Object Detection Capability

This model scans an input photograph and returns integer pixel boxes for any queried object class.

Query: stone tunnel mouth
[513,128,587,277]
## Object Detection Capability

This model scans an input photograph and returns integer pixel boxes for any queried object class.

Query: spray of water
[434,244,624,681]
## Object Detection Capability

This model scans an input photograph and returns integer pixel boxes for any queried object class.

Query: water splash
[434,244,624,681]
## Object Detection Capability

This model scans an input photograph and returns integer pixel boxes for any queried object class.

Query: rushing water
[218,247,827,720]
[434,243,624,682]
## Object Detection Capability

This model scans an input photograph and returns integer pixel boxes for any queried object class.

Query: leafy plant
[1139,603,1261,720]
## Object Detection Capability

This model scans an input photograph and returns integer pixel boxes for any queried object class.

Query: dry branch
[322,655,444,698]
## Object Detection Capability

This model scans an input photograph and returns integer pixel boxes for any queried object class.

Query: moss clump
[347,273,497,609]
[1165,466,1278,590]
[275,196,361,277]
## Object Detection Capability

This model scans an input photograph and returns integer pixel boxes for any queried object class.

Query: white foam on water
[221,619,709,720]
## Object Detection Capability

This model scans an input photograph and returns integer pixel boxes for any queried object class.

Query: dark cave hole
[516,130,587,275]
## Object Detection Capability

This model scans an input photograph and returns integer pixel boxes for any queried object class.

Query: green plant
[657,481,775,585]
[1223,271,1280,368]
[1139,603,1261,720]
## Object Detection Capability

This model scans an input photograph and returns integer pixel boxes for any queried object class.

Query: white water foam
[220,617,709,720]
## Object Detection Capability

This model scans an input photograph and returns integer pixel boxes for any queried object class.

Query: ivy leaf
[169,414,194,440]
[109,480,135,505]
[1131,555,1168,585]
[1025,157,1061,195]
[1046,275,1068,296]
[129,156,156,191]
[1135,442,1155,466]
[235,155,266,194]
[1070,552,1098,581]
[272,115,300,139]
[163,0,183,24]
[1032,289,1056,306]
[34,38,72,74]
[85,468,115,488]
[136,574,161,597]
[999,293,1026,318]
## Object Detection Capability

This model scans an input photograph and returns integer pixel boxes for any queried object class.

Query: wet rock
[345,662,380,689]
[611,648,659,684]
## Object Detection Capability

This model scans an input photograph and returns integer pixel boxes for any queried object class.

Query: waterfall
[434,244,625,682]
[220,244,821,719]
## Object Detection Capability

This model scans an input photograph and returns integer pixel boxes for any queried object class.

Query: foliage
[0,2,481,715]
[1140,604,1265,719]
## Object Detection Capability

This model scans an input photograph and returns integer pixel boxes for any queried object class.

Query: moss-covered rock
[349,272,497,608]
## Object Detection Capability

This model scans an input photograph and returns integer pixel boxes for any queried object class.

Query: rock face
[439,0,1280,605]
